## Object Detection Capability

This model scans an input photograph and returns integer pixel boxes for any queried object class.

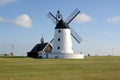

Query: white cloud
[0,0,18,7]
[11,14,32,28]
[107,16,120,23]
[0,14,32,28]
[74,13,92,23]
[0,17,5,23]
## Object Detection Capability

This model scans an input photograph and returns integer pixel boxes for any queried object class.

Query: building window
[58,30,61,33]
[57,46,60,50]
[58,38,60,41]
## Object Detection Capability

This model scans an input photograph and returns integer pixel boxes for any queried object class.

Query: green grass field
[0,56,120,80]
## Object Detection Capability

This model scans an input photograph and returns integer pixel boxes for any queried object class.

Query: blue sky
[0,0,120,56]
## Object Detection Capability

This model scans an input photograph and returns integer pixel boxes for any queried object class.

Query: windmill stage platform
[47,53,84,59]
[40,52,84,59]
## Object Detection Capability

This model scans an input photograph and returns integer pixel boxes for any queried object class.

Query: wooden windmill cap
[55,20,70,29]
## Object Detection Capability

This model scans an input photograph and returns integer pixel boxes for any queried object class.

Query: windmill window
[58,38,60,41]
[58,30,61,33]
[57,46,60,50]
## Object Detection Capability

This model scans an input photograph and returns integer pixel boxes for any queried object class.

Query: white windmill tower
[47,9,84,59]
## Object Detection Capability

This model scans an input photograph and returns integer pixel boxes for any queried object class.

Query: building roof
[30,42,51,53]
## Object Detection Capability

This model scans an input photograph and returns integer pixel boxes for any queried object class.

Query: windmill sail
[71,28,83,43]
[65,8,80,24]
[47,12,59,24]
[50,38,54,43]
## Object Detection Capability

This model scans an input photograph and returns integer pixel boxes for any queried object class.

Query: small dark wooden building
[27,36,52,58]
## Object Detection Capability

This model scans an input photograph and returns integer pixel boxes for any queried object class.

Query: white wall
[52,29,73,54]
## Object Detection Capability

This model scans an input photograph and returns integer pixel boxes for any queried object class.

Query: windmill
[47,9,84,59]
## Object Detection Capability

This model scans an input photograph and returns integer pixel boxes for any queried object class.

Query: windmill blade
[50,38,54,43]
[71,28,83,43]
[47,12,59,24]
[65,8,80,24]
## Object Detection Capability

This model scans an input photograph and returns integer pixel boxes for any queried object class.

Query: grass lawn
[0,56,120,80]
